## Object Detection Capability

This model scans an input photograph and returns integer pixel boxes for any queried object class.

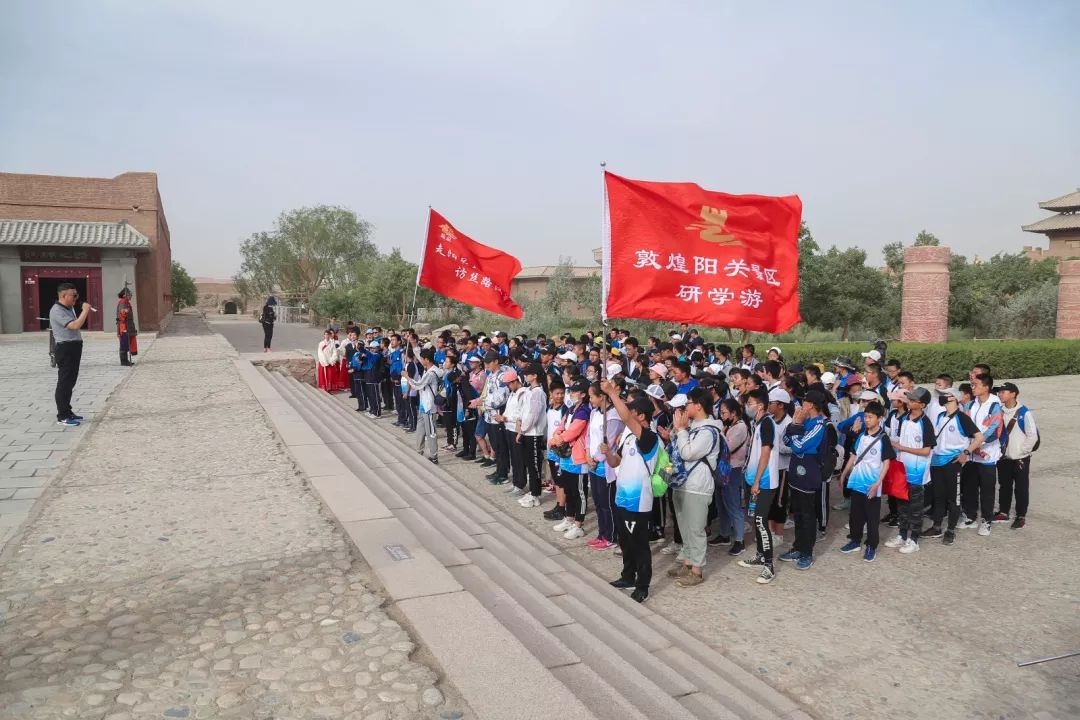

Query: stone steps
[258,368,804,720]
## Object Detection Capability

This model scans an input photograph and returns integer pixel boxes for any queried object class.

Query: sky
[2,1,1078,278]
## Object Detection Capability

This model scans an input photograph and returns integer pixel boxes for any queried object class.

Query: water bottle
[747,499,757,518]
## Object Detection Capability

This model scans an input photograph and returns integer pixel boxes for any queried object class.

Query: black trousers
[790,488,818,556]
[54,340,83,421]
[488,421,509,479]
[849,493,881,548]
[961,462,996,522]
[564,471,589,522]
[393,382,407,424]
[506,428,526,489]
[364,382,381,416]
[350,372,363,401]
[931,461,962,530]
[262,321,274,349]
[665,488,682,544]
[751,488,776,563]
[615,507,652,592]
[408,396,419,430]
[444,411,458,446]
[459,417,477,457]
[381,378,394,410]
[815,482,830,532]
[899,483,925,541]
[997,457,1030,517]
[521,435,544,496]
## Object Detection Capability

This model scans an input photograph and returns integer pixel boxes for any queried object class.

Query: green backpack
[651,445,671,497]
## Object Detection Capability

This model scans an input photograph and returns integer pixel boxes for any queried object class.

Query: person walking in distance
[50,283,93,427]
[115,286,138,366]
[259,296,277,352]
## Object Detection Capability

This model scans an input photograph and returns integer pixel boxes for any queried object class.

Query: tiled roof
[515,266,599,279]
[0,219,151,249]
[1022,213,1080,233]
[1039,190,1080,211]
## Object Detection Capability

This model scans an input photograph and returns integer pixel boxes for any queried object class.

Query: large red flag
[418,209,524,319]
[603,172,802,333]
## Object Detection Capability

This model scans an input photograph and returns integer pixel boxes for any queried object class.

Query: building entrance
[21,266,103,332]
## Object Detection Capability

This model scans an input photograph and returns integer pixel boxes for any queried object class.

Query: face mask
[586,373,596,381]
[745,405,756,419]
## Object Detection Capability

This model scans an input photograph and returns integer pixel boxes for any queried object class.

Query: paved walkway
[414,375,1080,720]
[0,313,461,720]
[209,317,325,356]
[0,333,136,554]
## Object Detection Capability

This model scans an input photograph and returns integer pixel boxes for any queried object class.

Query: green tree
[171,261,198,311]
[234,206,376,304]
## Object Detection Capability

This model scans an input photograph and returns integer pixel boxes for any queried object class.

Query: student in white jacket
[516,364,549,508]
[669,387,723,587]
[994,382,1038,529]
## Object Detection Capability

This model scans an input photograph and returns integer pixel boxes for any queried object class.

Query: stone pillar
[900,246,951,343]
[1056,259,1080,339]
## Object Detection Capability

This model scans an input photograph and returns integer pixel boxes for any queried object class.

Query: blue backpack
[669,425,732,488]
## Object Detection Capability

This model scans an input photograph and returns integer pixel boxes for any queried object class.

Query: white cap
[667,393,688,409]
[368,340,380,348]
[707,363,723,375]
[605,362,623,379]
[858,390,880,402]
[769,346,782,355]
[671,334,683,341]
[558,351,578,362]
[645,384,666,400]
[768,388,792,404]
[821,371,837,385]
[861,349,882,362]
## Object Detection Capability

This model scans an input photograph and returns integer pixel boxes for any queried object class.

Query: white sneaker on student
[506,486,524,496]
[884,534,906,548]
[959,516,979,530]
[899,538,920,554]
[978,521,991,536]
[563,524,585,540]
[518,495,540,508]
[783,518,795,530]
[660,543,681,555]
[552,518,572,533]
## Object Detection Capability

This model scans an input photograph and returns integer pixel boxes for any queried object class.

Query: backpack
[651,445,671,497]
[1003,406,1041,453]
[819,422,840,478]
[668,425,731,488]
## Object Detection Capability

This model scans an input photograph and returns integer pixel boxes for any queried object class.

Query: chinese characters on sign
[436,242,509,301]
[636,249,782,309]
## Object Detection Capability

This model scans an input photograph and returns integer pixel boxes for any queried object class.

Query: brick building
[0,172,172,333]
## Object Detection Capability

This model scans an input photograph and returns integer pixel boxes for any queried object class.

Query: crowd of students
[315,322,1040,602]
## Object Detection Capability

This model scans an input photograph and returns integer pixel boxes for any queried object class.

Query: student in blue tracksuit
[387,335,405,426]
[780,391,829,569]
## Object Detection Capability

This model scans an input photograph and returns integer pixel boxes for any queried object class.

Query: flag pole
[600,161,610,325]
[408,206,431,328]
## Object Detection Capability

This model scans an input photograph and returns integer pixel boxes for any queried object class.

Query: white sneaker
[552,518,572,533]
[783,518,795,530]
[660,543,681,555]
[884,534,906,548]
[899,538,920,554]
[844,522,850,531]
[977,521,991,536]
[614,546,623,556]
[563,524,585,540]
[959,516,979,530]
[518,495,540,508]
[506,486,524,496]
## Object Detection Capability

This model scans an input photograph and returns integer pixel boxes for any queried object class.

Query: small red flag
[418,209,524,319]
[603,172,802,333]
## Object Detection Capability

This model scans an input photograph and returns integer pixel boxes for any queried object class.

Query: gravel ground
[0,313,465,720]
[424,373,1080,720]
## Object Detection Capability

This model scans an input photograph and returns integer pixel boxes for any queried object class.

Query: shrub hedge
[776,340,1080,383]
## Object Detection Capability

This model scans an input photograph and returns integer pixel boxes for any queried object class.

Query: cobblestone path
[0,314,457,720]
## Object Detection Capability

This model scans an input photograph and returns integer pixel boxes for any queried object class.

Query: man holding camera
[50,283,94,427]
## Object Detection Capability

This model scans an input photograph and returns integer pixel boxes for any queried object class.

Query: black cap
[628,396,654,416]
[660,380,678,400]
[569,379,590,394]
[993,382,1019,395]
[483,351,500,364]
[788,362,805,375]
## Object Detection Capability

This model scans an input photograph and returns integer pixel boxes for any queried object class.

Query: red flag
[418,209,524,319]
[603,172,802,333]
